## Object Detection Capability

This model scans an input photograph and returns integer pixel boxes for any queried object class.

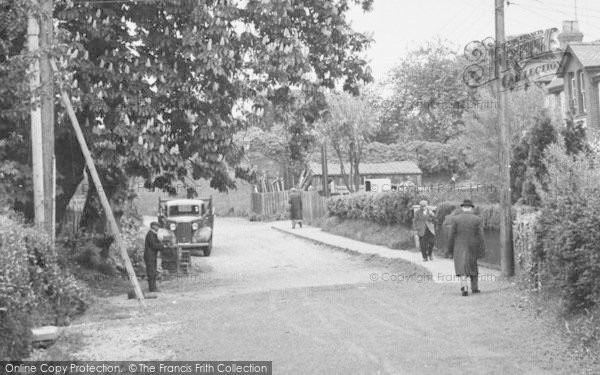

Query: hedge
[534,191,600,312]
[326,192,507,230]
[326,191,424,226]
[0,213,89,360]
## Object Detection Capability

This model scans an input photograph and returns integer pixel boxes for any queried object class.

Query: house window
[580,71,586,113]
[570,74,577,111]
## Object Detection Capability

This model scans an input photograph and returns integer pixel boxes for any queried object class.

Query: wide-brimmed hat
[460,199,474,208]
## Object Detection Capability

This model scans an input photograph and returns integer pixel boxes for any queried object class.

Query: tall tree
[0,0,373,222]
[461,86,551,189]
[317,90,377,192]
[378,39,476,143]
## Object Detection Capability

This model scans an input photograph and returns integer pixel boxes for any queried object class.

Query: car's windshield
[168,204,201,216]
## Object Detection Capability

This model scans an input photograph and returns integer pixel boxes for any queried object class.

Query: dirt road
[60,218,592,374]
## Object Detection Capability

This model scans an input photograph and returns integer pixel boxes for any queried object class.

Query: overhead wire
[523,0,600,15]
[512,2,600,35]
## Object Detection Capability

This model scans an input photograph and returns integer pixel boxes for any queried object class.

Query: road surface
[62,218,591,374]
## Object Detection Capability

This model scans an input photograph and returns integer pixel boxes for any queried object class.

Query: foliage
[326,191,422,226]
[362,140,471,177]
[0,0,374,223]
[562,114,590,156]
[511,111,558,205]
[0,213,89,360]
[377,39,477,143]
[433,201,501,231]
[533,143,600,312]
[317,90,378,191]
[461,86,550,187]
[513,211,541,288]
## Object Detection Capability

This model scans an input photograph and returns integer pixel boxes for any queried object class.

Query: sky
[348,0,600,81]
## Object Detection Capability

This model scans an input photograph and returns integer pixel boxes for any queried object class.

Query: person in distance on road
[413,200,436,262]
[447,199,486,296]
[144,221,165,293]
[288,188,303,229]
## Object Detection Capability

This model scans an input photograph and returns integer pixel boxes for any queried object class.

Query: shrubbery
[0,213,89,360]
[532,143,600,312]
[327,192,504,229]
[327,191,422,226]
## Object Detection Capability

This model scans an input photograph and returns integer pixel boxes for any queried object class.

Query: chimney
[558,20,584,49]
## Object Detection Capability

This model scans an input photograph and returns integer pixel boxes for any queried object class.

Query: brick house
[552,42,600,129]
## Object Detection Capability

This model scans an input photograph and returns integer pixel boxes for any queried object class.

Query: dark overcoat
[144,230,163,277]
[288,192,303,220]
[447,210,485,276]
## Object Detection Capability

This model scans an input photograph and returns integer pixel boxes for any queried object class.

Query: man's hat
[460,199,474,208]
[419,200,428,207]
[150,221,160,228]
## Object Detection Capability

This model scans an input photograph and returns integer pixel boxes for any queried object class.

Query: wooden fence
[251,190,327,224]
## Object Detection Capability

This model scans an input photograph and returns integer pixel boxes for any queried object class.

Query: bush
[434,201,502,230]
[534,192,600,311]
[532,143,600,312]
[326,191,423,226]
[0,214,89,360]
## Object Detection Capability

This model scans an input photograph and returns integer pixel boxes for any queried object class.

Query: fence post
[308,192,313,225]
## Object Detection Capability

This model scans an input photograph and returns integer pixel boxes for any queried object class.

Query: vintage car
[158,197,214,257]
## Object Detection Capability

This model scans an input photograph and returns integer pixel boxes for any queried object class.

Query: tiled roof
[568,43,600,67]
[310,161,422,176]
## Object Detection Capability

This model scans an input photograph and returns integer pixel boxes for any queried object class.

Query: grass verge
[320,216,416,251]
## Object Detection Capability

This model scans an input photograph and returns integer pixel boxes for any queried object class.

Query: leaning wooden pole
[50,61,145,306]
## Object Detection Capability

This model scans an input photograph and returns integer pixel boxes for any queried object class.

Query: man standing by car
[447,199,486,296]
[413,200,436,261]
[145,221,164,292]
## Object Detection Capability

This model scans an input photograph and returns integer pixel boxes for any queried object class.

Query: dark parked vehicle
[158,197,214,257]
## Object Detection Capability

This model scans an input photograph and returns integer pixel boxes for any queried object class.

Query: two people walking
[413,198,486,296]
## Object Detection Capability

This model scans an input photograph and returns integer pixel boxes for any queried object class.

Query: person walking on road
[288,188,303,229]
[413,200,436,261]
[447,199,486,296]
[145,221,164,292]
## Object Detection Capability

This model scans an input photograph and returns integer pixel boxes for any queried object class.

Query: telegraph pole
[495,0,514,277]
[28,9,45,228]
[40,0,55,240]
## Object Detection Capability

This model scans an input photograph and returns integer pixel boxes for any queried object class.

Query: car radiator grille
[175,223,193,243]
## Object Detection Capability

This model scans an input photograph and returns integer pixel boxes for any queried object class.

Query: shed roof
[310,161,422,176]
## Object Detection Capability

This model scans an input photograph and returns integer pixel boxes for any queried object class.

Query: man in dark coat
[288,188,303,229]
[447,199,485,296]
[413,200,436,261]
[145,222,164,292]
